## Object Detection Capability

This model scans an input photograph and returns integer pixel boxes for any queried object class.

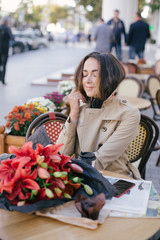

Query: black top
[90,98,104,109]
[127,20,150,51]
[0,24,14,53]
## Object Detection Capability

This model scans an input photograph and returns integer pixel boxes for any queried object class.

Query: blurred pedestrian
[92,17,114,53]
[87,33,91,44]
[107,9,127,61]
[127,12,151,60]
[64,32,69,45]
[0,17,14,85]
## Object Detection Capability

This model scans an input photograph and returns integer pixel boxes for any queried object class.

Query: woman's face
[82,57,101,98]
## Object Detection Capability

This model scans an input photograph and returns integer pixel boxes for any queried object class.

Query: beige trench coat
[57,96,141,179]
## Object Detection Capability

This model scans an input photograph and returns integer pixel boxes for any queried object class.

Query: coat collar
[82,95,127,121]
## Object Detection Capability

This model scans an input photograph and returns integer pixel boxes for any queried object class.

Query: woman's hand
[68,89,86,122]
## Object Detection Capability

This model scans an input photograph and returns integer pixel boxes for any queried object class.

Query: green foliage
[24,5,43,24]
[14,0,43,24]
[149,0,160,12]
[49,5,68,24]
[79,0,102,21]
[138,0,146,12]
[14,0,68,25]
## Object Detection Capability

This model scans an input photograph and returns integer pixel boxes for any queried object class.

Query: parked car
[13,28,49,50]
[9,39,27,55]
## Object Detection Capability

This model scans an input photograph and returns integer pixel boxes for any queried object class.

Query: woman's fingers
[69,89,86,102]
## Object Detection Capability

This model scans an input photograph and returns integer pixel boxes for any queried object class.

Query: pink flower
[37,167,50,179]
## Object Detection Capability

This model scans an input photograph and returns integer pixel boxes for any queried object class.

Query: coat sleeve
[127,24,134,45]
[121,21,127,43]
[146,24,151,39]
[107,19,112,26]
[6,27,14,41]
[93,26,99,40]
[56,118,77,156]
[94,108,140,169]
[110,28,115,43]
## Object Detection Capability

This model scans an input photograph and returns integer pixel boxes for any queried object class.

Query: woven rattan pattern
[128,123,147,162]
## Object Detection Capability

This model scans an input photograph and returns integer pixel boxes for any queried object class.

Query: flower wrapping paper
[0,156,117,213]
[36,200,110,229]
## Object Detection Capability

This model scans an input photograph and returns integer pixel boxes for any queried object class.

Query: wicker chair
[156,88,160,109]
[128,114,160,179]
[25,113,159,179]
[117,77,144,98]
[146,75,160,120]
[26,112,67,144]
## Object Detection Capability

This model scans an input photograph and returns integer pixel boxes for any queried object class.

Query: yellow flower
[33,102,39,106]
[37,106,48,113]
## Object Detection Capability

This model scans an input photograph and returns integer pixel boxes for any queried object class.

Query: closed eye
[83,70,98,78]
[83,74,88,77]
[93,73,97,77]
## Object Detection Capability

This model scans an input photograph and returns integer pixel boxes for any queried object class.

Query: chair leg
[141,168,146,179]
[150,100,160,121]
[156,154,160,166]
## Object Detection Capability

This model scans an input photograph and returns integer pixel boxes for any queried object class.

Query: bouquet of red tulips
[0,142,93,207]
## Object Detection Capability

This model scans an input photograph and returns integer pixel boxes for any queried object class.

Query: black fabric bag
[78,151,96,165]
[0,155,117,213]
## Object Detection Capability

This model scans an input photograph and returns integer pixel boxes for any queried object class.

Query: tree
[149,0,160,12]
[14,1,68,26]
[138,0,160,13]
[49,5,68,24]
[14,0,43,25]
[78,0,102,21]
[138,0,146,12]
[25,5,43,24]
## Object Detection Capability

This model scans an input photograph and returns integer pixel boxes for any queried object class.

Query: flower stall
[0,97,55,154]
[57,80,75,96]
[44,92,64,112]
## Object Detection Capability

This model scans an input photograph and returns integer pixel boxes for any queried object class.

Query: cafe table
[0,170,159,240]
[120,96,151,111]
[137,64,154,75]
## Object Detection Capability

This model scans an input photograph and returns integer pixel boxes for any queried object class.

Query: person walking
[127,12,151,60]
[92,17,114,54]
[107,9,127,62]
[0,17,14,85]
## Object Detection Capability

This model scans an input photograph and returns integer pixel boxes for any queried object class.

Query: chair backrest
[156,88,160,109]
[26,112,67,144]
[147,75,160,99]
[117,77,144,98]
[128,114,159,179]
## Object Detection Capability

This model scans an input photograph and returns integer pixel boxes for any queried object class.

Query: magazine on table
[104,176,153,216]
[107,198,160,218]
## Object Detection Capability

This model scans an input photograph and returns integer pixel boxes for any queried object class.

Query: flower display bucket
[0,133,25,154]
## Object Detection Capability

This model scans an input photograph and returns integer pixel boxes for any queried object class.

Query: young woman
[57,52,141,179]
